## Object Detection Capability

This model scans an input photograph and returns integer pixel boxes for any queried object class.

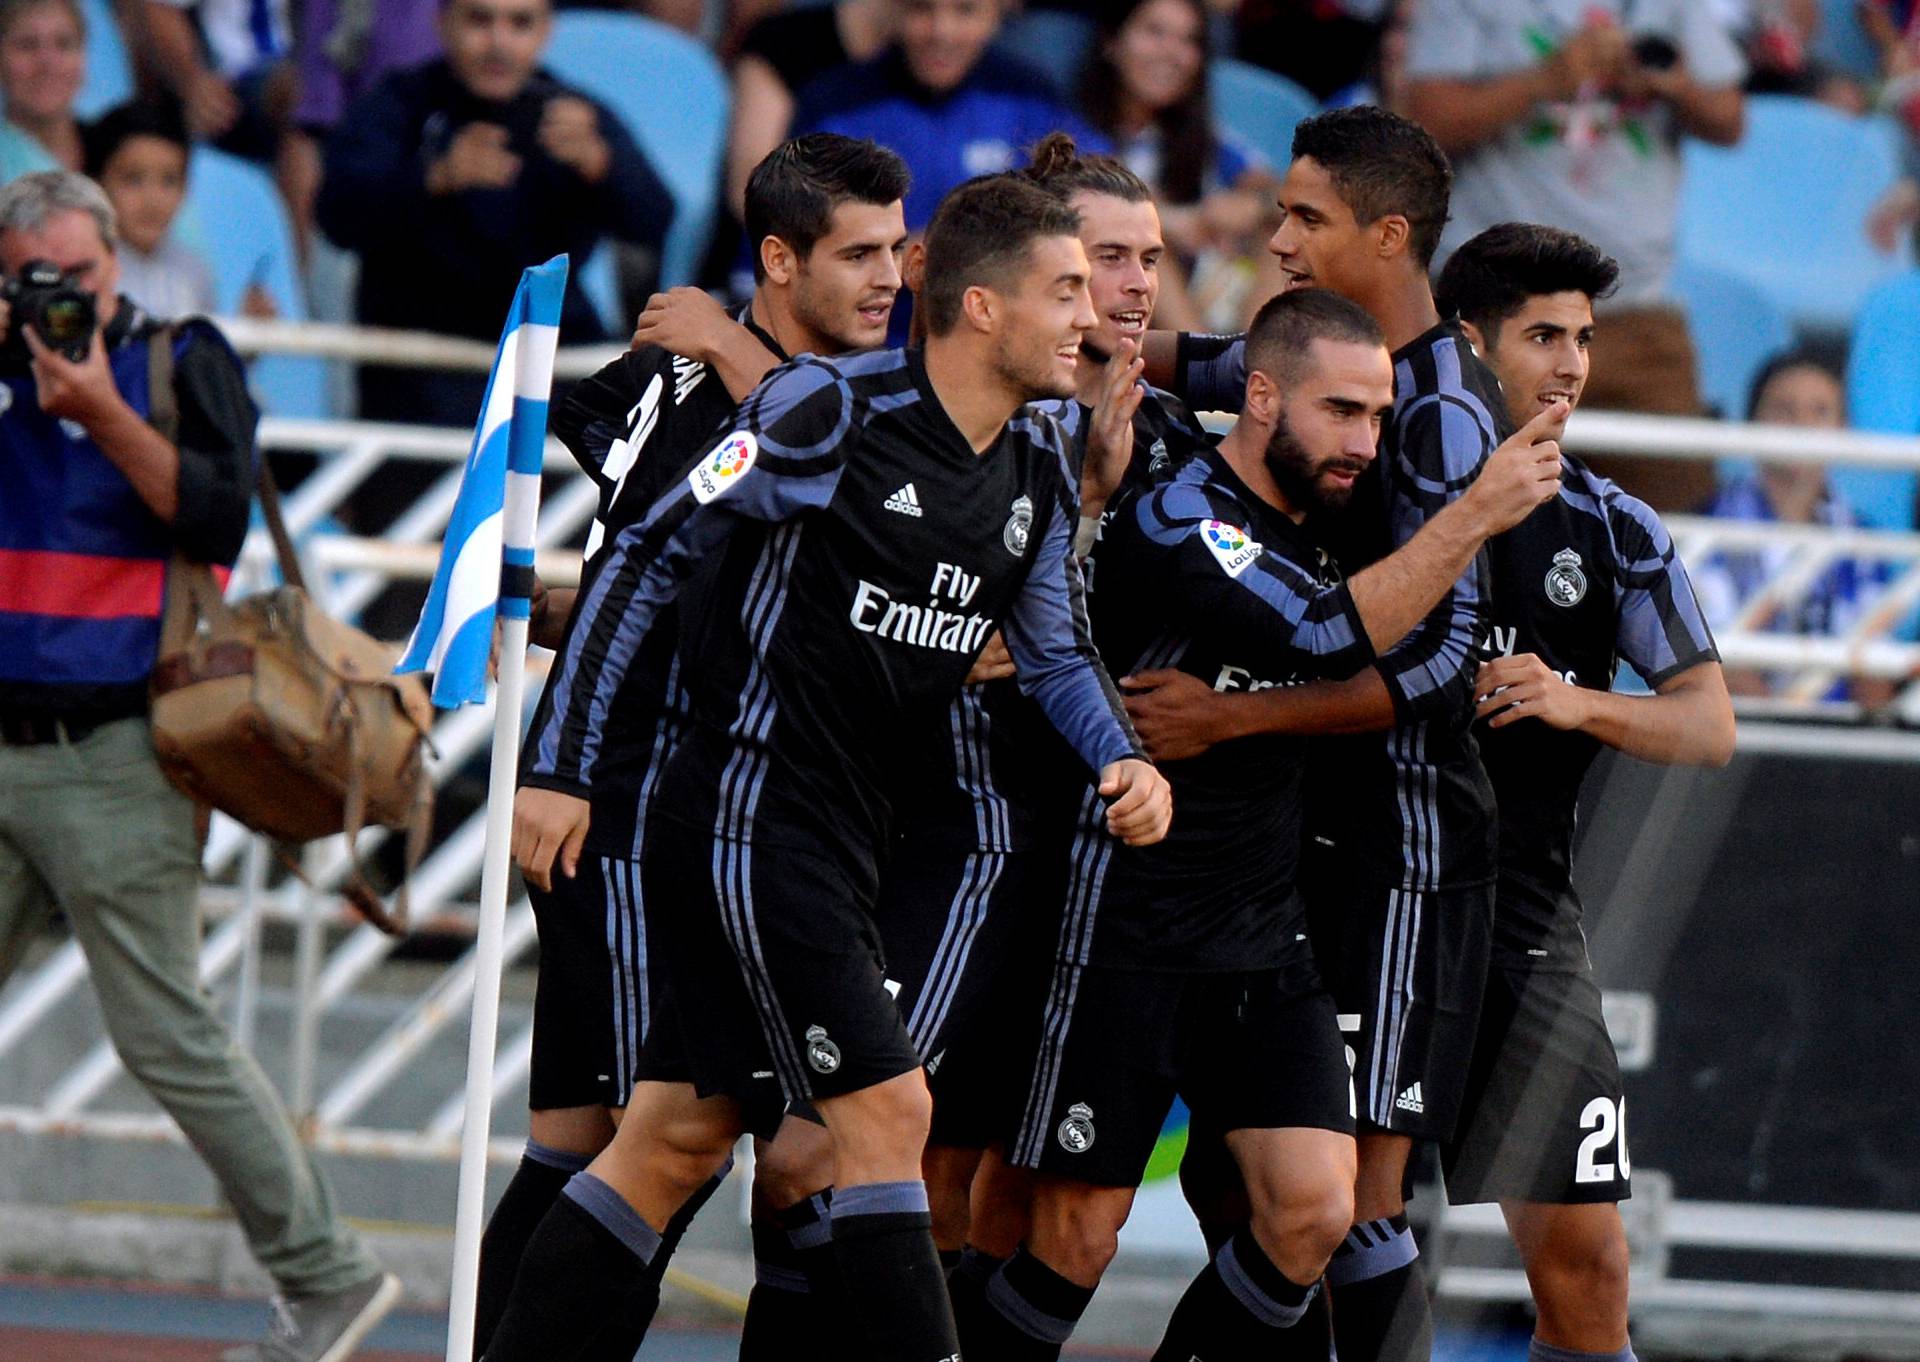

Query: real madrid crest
[1544,547,1587,607]
[804,1024,841,1075]
[1004,494,1034,556]
[1147,437,1170,473]
[1056,1101,1096,1154]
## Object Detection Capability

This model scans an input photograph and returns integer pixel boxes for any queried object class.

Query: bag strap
[254,456,309,595]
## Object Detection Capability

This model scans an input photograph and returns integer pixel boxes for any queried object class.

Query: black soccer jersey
[1175,323,1511,892]
[1479,457,1719,968]
[525,347,1144,890]
[521,309,785,856]
[1063,449,1375,974]
[884,383,1214,856]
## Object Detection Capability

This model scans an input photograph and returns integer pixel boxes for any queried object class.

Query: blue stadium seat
[1209,60,1318,174]
[1670,259,1794,420]
[75,0,134,119]
[994,8,1098,99]
[545,11,728,305]
[1843,271,1920,529]
[174,148,328,418]
[1677,96,1912,332]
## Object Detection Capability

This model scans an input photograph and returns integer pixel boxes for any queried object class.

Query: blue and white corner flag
[397,254,569,707]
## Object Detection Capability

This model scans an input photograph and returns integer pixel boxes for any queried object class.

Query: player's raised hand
[632,285,738,360]
[964,631,1016,685]
[1475,653,1591,731]
[512,787,591,891]
[1120,667,1232,762]
[1098,757,1173,845]
[1081,338,1146,516]
[1466,400,1567,536]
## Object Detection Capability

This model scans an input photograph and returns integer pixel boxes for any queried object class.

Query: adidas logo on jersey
[884,482,924,517]
[1395,1082,1425,1114]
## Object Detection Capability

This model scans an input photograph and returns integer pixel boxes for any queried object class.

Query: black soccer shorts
[1007,965,1355,1188]
[1307,873,1494,1142]
[872,836,1036,1067]
[527,854,653,1112]
[632,817,924,1140]
[1442,962,1632,1205]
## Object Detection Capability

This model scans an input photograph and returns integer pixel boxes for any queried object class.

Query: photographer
[0,171,398,1362]
[1401,0,1746,510]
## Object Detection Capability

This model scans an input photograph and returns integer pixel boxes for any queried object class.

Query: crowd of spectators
[2,0,1914,696]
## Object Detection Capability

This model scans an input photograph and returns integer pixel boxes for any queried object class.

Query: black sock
[739,1190,831,1362]
[1326,1213,1433,1362]
[1151,1228,1320,1362]
[939,1248,963,1272]
[945,1244,1007,1343]
[829,1180,960,1362]
[481,1173,662,1362]
[577,1157,732,1362]
[960,1246,1094,1362]
[473,1141,592,1358]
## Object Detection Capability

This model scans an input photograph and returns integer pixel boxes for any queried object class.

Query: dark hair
[919,174,1082,337]
[82,95,189,179]
[1078,0,1213,205]
[1434,222,1620,338]
[1746,343,1847,421]
[0,0,83,45]
[1021,131,1153,205]
[1244,287,1384,388]
[1290,105,1452,266]
[743,133,910,282]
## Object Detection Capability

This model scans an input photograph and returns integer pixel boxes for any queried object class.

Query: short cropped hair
[1291,105,1452,267]
[1434,222,1620,337]
[83,96,190,179]
[1021,131,1154,205]
[0,0,83,44]
[1245,287,1384,390]
[0,169,116,249]
[918,174,1083,337]
[744,133,911,282]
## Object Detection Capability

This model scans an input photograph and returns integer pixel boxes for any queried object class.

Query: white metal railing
[1,322,1917,1327]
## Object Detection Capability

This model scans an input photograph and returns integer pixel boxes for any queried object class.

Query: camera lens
[42,298,88,343]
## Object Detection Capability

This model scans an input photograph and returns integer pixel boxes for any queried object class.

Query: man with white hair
[0,170,398,1362]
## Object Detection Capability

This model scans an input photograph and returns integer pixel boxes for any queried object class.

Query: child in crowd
[83,97,275,321]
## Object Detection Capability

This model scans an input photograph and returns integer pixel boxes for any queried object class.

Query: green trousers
[0,716,377,1295]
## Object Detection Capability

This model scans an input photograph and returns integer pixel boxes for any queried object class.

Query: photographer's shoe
[220,1270,402,1362]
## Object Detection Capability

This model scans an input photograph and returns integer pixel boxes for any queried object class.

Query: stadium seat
[174,148,329,418]
[545,11,728,302]
[1209,60,1318,173]
[1676,96,1912,333]
[1843,271,1920,529]
[993,8,1098,98]
[74,0,134,119]
[1670,259,1794,420]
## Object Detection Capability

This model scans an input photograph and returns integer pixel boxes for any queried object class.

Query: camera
[1630,34,1680,72]
[0,259,98,367]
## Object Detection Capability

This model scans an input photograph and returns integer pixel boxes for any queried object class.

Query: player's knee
[645,1118,737,1197]
[1251,1176,1353,1277]
[1030,1194,1123,1286]
[1531,1220,1631,1320]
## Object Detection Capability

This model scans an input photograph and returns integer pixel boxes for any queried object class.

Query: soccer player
[1435,222,1733,1362]
[492,174,1172,1362]
[1133,105,1531,1360]
[962,288,1563,1362]
[472,131,911,1359]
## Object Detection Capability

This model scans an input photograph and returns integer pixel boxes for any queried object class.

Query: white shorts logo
[689,430,757,504]
[804,1024,841,1075]
[1201,520,1263,579]
[1056,1102,1096,1154]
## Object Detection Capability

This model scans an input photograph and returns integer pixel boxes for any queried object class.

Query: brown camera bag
[145,329,434,934]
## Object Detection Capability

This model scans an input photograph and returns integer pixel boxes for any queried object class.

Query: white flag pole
[444,606,529,1362]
